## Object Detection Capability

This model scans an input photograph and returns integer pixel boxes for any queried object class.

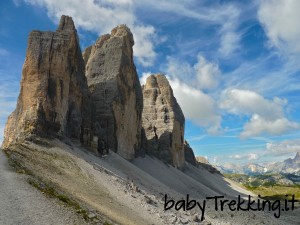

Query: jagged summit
[57,15,76,32]
[111,24,134,45]
[2,15,195,170]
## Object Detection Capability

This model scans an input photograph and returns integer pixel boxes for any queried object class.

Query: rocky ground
[2,137,298,225]
[0,150,88,225]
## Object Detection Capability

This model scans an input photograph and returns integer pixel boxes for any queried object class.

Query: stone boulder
[142,74,185,168]
[84,25,143,160]
[2,15,91,149]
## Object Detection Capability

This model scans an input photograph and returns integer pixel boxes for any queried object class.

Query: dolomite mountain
[83,25,143,160]
[2,15,197,168]
[184,140,197,166]
[2,15,91,149]
[142,74,185,168]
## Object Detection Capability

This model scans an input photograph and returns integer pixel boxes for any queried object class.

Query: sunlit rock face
[2,15,91,149]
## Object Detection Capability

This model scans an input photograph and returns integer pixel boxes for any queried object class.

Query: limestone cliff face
[184,140,197,166]
[84,25,143,160]
[2,15,91,149]
[142,74,185,168]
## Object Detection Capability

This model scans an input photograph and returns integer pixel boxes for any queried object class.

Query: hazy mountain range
[215,152,300,176]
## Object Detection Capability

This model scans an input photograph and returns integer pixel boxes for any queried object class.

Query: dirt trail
[0,150,87,225]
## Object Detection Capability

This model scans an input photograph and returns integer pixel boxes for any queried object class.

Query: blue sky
[1,0,300,165]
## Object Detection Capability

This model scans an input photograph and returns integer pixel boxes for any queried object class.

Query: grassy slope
[224,173,300,201]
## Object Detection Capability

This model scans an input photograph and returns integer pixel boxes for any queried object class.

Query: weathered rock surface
[84,25,143,160]
[184,141,221,173]
[196,156,221,174]
[142,74,185,168]
[2,15,91,149]
[184,140,197,166]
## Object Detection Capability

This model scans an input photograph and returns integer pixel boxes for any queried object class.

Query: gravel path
[0,150,88,225]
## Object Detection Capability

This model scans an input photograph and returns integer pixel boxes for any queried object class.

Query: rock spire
[142,74,185,168]
[2,15,91,148]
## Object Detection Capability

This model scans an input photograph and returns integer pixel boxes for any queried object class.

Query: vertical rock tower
[142,74,185,168]
[84,25,143,160]
[2,15,91,148]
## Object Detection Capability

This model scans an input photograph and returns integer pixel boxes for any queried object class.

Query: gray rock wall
[84,25,143,160]
[142,74,185,168]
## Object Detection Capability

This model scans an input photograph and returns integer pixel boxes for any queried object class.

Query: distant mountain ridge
[215,152,300,176]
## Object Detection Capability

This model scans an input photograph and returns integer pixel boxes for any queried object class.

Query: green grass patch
[4,149,32,175]
[30,138,54,148]
[245,185,300,202]
[27,178,93,221]
[103,221,113,225]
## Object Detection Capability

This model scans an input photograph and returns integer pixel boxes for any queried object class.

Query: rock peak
[145,74,168,89]
[57,15,76,32]
[2,14,90,149]
[84,23,142,160]
[111,24,134,46]
[142,74,185,168]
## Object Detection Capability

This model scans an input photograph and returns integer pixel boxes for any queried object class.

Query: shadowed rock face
[84,25,143,160]
[2,15,91,149]
[142,74,185,168]
[184,140,197,166]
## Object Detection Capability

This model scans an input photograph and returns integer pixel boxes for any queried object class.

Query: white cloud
[24,0,156,66]
[166,54,221,90]
[219,30,240,57]
[220,89,299,138]
[229,153,259,160]
[168,77,221,134]
[229,154,243,160]
[131,25,156,66]
[220,89,284,120]
[218,5,241,57]
[241,115,299,138]
[140,73,221,134]
[194,55,220,90]
[248,153,258,160]
[266,139,300,156]
[258,0,300,53]
[166,57,194,82]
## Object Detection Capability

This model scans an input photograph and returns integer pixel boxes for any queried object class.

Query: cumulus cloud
[229,153,259,160]
[166,54,221,90]
[194,55,220,89]
[140,73,221,134]
[220,89,284,119]
[24,0,156,66]
[266,139,300,156]
[220,89,299,138]
[241,115,299,138]
[258,0,300,53]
